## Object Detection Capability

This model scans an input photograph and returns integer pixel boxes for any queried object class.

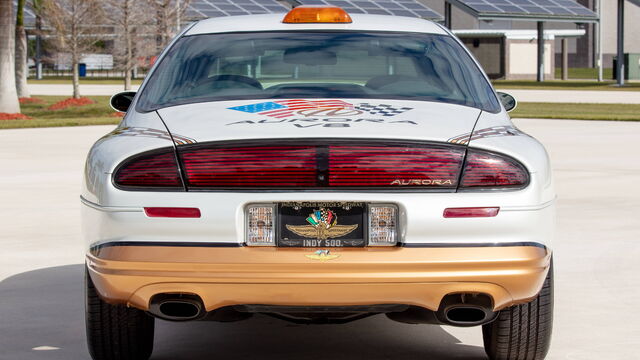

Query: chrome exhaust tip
[149,294,205,322]
[437,293,498,327]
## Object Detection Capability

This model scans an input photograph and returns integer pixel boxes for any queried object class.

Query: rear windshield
[137,31,500,112]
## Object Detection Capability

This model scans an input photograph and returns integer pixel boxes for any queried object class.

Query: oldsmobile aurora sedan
[82,6,555,360]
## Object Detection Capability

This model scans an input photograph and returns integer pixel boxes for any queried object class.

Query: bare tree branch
[104,0,154,90]
[42,0,105,98]
[146,0,191,53]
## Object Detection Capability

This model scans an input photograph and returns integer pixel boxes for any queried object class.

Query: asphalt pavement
[1,119,639,359]
[26,83,640,104]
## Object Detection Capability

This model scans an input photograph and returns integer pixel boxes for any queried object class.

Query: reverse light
[246,205,276,246]
[368,205,398,246]
[144,207,201,218]
[443,207,499,218]
[283,6,352,24]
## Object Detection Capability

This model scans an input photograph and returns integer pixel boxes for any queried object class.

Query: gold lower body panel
[86,245,551,312]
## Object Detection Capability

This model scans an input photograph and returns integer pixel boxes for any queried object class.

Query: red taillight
[443,207,500,218]
[181,146,317,188]
[460,150,528,189]
[114,149,182,189]
[329,145,463,187]
[114,142,528,191]
[144,207,201,218]
[178,143,464,189]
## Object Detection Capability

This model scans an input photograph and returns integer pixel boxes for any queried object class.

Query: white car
[82,6,555,360]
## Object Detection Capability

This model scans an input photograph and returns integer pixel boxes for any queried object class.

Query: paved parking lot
[1,119,639,359]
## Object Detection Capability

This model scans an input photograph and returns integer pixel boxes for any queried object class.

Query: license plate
[278,202,366,247]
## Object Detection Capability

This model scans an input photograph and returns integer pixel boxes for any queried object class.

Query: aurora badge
[286,208,358,240]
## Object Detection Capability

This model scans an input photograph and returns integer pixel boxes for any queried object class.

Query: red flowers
[48,97,95,110]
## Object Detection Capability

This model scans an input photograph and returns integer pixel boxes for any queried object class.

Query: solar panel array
[186,0,290,18]
[448,0,598,22]
[294,0,443,20]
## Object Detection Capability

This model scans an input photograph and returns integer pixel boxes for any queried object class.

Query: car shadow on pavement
[0,264,487,360]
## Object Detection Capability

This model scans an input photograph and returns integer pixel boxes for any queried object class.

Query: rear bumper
[86,244,551,312]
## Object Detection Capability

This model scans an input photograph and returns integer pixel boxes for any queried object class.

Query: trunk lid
[156,98,480,144]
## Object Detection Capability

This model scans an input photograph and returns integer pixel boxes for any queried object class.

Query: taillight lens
[460,150,528,189]
[181,146,317,188]
[114,149,182,189]
[329,146,463,187]
[178,142,464,189]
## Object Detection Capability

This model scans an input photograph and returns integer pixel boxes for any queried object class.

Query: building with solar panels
[14,0,640,80]
[420,0,640,78]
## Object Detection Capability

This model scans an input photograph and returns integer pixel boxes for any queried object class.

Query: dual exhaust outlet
[148,292,498,327]
[148,294,206,322]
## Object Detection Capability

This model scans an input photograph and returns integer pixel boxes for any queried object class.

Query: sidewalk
[27,83,640,104]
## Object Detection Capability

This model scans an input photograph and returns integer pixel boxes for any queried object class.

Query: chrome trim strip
[90,241,242,252]
[501,197,556,212]
[80,196,143,213]
[400,242,547,250]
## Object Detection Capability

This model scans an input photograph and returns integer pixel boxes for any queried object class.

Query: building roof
[447,0,599,23]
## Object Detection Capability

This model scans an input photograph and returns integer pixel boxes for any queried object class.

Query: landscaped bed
[1,96,639,130]
[0,96,119,129]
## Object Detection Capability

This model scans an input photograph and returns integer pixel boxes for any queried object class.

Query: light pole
[616,0,625,86]
[596,0,603,82]
[537,21,545,82]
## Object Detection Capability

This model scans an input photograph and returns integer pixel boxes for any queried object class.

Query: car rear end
[83,7,554,360]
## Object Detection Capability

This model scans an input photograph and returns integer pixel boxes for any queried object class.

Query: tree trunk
[124,70,132,90]
[72,62,80,99]
[15,0,29,98]
[15,25,30,98]
[123,0,132,91]
[0,0,21,113]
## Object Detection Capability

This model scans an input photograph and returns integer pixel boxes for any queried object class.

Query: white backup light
[246,205,276,246]
[368,205,398,246]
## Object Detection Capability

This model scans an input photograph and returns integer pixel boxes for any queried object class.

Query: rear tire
[482,261,553,360]
[85,268,155,360]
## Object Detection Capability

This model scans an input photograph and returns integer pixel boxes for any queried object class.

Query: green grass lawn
[553,67,614,80]
[1,96,639,130]
[511,102,640,121]
[493,80,640,91]
[0,96,119,129]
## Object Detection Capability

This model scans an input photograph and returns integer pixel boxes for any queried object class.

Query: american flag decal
[228,99,355,118]
[448,126,527,145]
